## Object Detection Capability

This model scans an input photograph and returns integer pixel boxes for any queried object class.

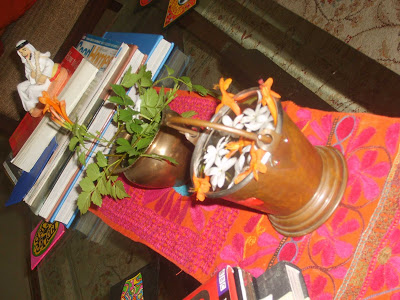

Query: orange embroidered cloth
[90,93,400,299]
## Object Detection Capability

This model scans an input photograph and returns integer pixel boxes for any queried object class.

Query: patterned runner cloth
[90,91,400,299]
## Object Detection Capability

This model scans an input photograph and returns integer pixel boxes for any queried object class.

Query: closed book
[103,31,174,79]
[155,47,192,88]
[76,33,121,71]
[253,261,310,300]
[6,137,57,207]
[2,152,23,185]
[103,32,163,56]
[233,267,257,300]
[8,113,43,157]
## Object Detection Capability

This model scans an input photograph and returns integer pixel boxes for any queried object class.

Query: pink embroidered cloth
[90,92,400,299]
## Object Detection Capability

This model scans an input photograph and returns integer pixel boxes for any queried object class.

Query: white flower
[261,151,271,165]
[241,103,270,132]
[205,156,237,190]
[203,137,229,173]
[259,113,275,134]
[222,114,244,130]
[228,145,252,189]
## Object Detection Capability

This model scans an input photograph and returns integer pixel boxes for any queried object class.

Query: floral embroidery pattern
[370,229,400,291]
[311,208,359,267]
[346,150,390,204]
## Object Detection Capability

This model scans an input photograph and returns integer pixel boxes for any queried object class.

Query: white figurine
[16,40,54,116]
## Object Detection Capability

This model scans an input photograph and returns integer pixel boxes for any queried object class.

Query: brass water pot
[167,87,348,236]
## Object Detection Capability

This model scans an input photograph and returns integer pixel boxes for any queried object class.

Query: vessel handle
[166,116,274,148]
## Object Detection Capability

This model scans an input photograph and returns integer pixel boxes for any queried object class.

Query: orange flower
[234,168,252,185]
[192,174,211,201]
[215,78,241,116]
[234,143,267,183]
[258,78,281,126]
[225,138,252,158]
[39,91,73,125]
[249,144,267,181]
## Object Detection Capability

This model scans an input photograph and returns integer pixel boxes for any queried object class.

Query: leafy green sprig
[68,64,210,214]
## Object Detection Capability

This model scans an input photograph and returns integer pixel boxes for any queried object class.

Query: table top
[90,91,400,299]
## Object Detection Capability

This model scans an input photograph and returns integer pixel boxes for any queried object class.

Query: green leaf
[69,136,79,151]
[86,163,100,181]
[77,191,91,214]
[116,145,132,154]
[146,107,157,118]
[142,153,178,165]
[164,156,179,165]
[180,76,192,87]
[118,109,133,122]
[111,84,127,98]
[181,110,198,118]
[123,94,134,106]
[106,178,112,193]
[136,137,153,150]
[140,107,152,119]
[79,177,95,192]
[153,113,162,124]
[108,96,124,105]
[91,189,103,207]
[121,71,140,88]
[115,180,130,199]
[157,88,165,107]
[79,151,86,166]
[96,152,108,168]
[117,138,131,147]
[165,65,175,76]
[97,176,108,196]
[116,138,133,154]
[142,88,159,107]
[127,148,140,157]
[193,84,209,96]
[111,184,117,199]
[125,121,134,134]
[129,122,143,134]
[110,175,119,182]
[140,73,153,87]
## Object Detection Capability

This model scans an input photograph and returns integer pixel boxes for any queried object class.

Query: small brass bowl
[111,109,194,188]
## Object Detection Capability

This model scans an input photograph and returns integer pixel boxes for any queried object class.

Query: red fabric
[0,0,37,30]
[90,94,400,299]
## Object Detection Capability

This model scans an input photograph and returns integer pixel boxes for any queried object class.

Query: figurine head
[16,40,36,62]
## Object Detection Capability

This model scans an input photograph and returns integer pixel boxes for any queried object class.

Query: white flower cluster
[201,99,275,191]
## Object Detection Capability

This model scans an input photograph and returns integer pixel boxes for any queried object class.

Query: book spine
[153,42,174,80]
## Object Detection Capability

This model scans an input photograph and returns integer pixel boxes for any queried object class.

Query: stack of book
[4,31,191,233]
[183,261,310,300]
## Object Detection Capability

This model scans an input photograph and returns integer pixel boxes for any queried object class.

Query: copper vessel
[167,88,348,236]
[111,109,194,188]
